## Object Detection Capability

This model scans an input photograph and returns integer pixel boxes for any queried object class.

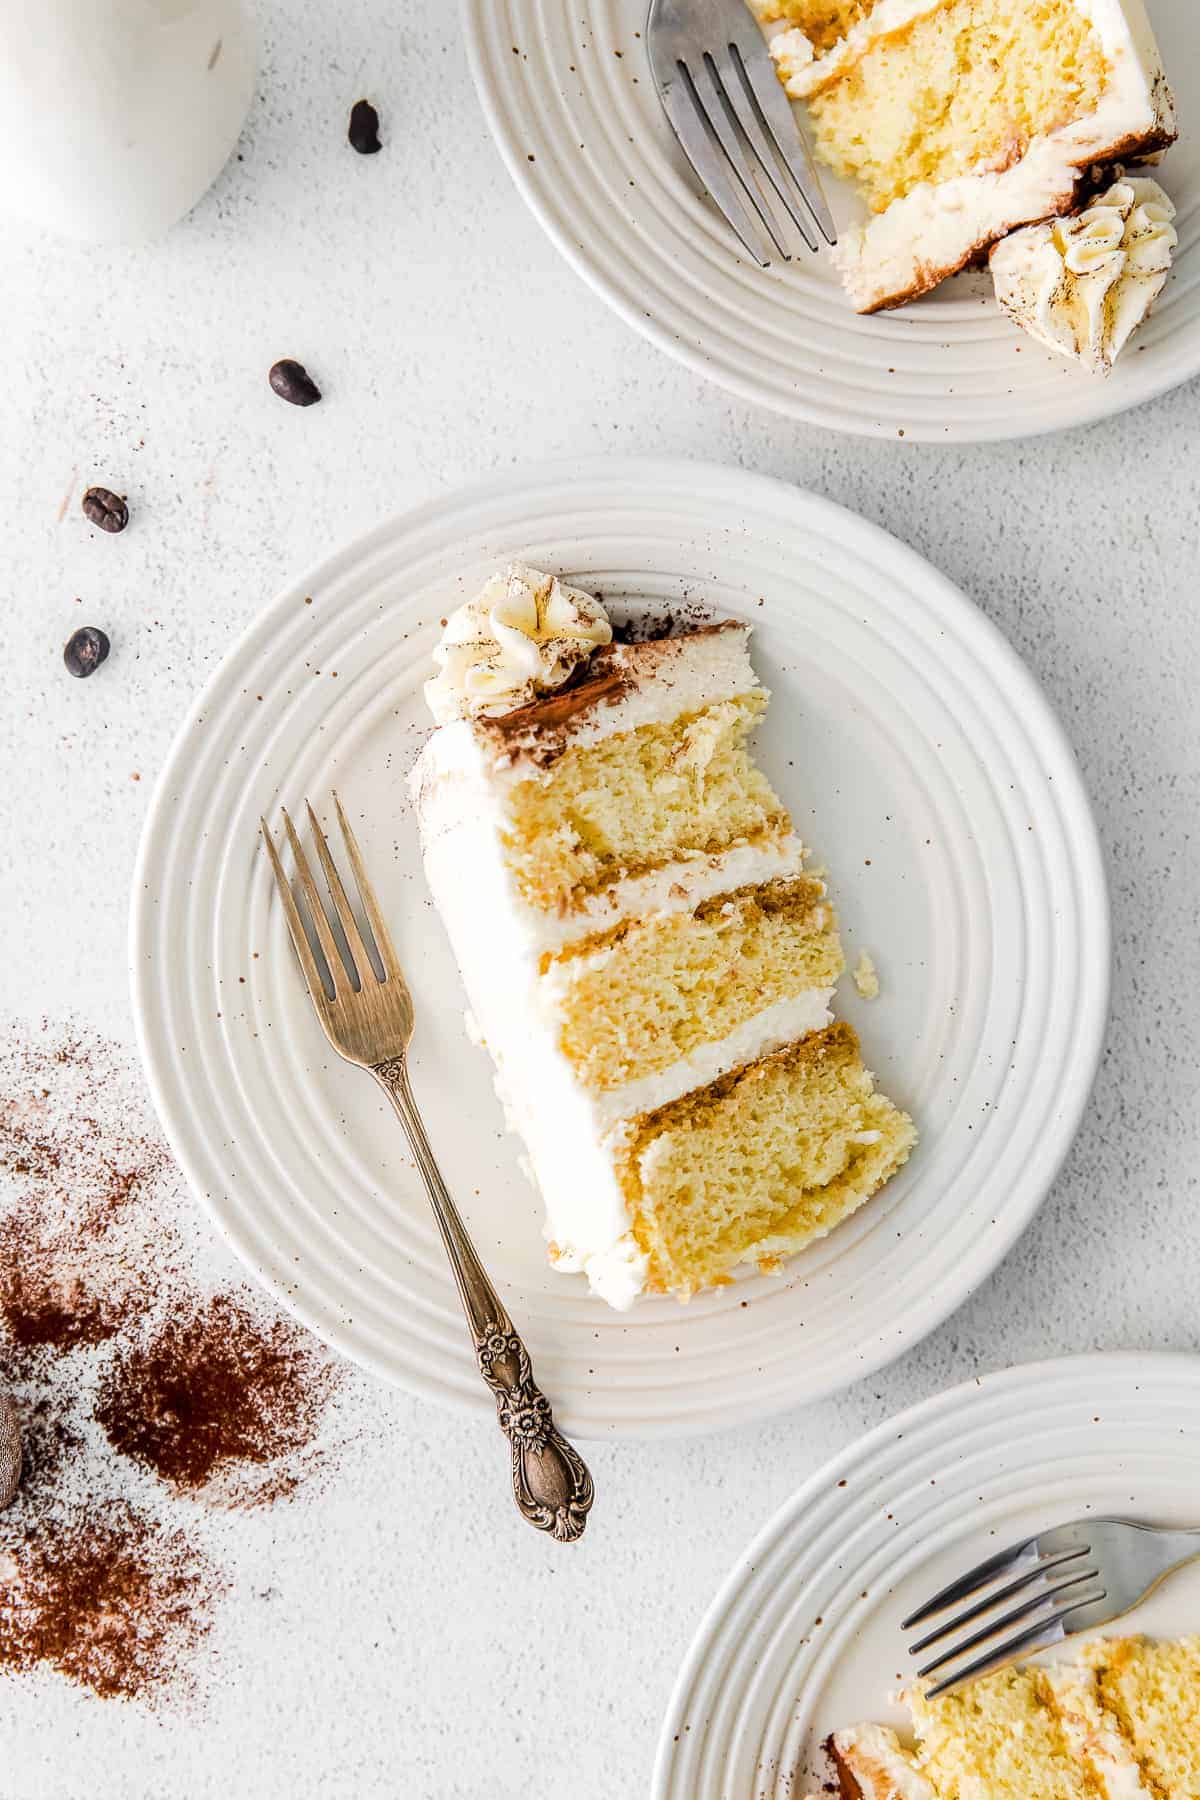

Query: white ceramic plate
[653,1351,1200,1798]
[130,457,1109,1438]
[463,0,1198,442]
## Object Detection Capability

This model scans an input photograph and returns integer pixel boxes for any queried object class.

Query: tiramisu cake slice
[410,563,915,1309]
[809,1637,1200,1798]
[747,0,1176,313]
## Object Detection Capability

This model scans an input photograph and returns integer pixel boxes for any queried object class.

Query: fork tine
[685,56,789,258]
[656,66,773,267]
[707,50,817,252]
[332,793,403,980]
[914,1568,1102,1680]
[906,1546,1091,1654]
[260,818,334,1010]
[923,1592,1102,1701]
[901,1537,1039,1630]
[305,801,375,985]
[281,807,348,995]
[727,31,837,245]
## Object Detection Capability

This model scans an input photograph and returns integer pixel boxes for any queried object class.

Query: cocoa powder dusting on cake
[96,1294,338,1500]
[609,598,719,643]
[0,1022,347,1701]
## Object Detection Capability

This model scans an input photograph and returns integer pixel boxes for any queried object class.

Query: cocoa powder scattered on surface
[0,1503,219,1700]
[96,1293,338,1499]
[0,1022,347,1703]
[0,1029,171,1375]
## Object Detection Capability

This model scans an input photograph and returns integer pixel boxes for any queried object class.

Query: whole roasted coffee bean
[82,486,129,533]
[63,625,111,678]
[348,99,381,155]
[269,359,322,407]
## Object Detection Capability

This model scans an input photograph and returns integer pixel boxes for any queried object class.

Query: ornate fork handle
[373,1056,594,1542]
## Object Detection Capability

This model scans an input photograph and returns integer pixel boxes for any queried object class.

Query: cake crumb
[853,952,880,1000]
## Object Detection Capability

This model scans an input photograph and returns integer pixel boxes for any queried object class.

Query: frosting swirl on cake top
[991,175,1177,374]
[425,563,612,724]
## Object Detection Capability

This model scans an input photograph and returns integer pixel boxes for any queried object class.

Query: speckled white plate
[653,1351,1200,1799]
[463,0,1197,441]
[130,457,1109,1438]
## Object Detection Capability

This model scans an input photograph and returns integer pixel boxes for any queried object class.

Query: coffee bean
[348,99,381,155]
[269,359,321,407]
[63,626,111,679]
[82,486,129,533]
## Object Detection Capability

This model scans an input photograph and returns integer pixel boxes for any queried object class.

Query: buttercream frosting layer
[424,562,612,724]
[990,173,1176,372]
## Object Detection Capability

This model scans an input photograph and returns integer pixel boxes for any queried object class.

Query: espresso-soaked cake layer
[501,693,789,913]
[542,875,844,1091]
[802,0,1111,216]
[619,1022,916,1300]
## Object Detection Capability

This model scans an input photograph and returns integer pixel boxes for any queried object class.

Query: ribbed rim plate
[130,457,1109,1437]
[654,1351,1200,1797]
[463,0,1198,442]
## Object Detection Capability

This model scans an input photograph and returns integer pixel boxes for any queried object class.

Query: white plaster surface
[2,2,1199,1795]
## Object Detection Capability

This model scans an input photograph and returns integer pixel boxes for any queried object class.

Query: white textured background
[3,1,1200,1795]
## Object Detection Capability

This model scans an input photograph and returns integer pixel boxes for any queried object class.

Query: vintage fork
[902,1516,1200,1697]
[646,0,835,267]
[260,795,595,1542]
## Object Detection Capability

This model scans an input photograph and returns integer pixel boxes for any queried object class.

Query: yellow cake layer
[804,0,1111,214]
[911,1668,1092,1800]
[747,0,872,54]
[1086,1637,1200,1799]
[823,1640,1200,1800]
[619,1021,915,1299]
[543,876,844,1092]
[500,694,790,913]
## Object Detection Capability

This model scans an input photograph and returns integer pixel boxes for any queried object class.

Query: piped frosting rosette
[990,175,1178,375]
[425,563,612,723]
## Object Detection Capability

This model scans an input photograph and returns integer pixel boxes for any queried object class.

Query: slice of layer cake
[410,563,915,1308]
[749,0,1176,312]
[809,1638,1198,1799]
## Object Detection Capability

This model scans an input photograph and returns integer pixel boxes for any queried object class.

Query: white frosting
[803,1724,936,1800]
[765,0,1175,312]
[424,563,612,724]
[990,175,1176,372]
[415,622,764,788]
[410,624,835,1309]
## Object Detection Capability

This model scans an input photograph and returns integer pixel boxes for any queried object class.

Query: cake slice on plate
[748,0,1176,313]
[410,563,915,1309]
[809,1639,1200,1799]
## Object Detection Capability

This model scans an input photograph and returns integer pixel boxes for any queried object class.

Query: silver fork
[261,795,595,1542]
[646,0,835,267]
[903,1517,1200,1697]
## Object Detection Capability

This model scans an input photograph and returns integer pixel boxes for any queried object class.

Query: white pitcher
[0,0,255,242]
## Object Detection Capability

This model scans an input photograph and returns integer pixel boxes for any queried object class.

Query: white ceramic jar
[0,0,255,242]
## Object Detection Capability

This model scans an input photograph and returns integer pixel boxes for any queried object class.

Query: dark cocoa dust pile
[0,1503,219,1701]
[0,1023,345,1703]
[96,1293,338,1497]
